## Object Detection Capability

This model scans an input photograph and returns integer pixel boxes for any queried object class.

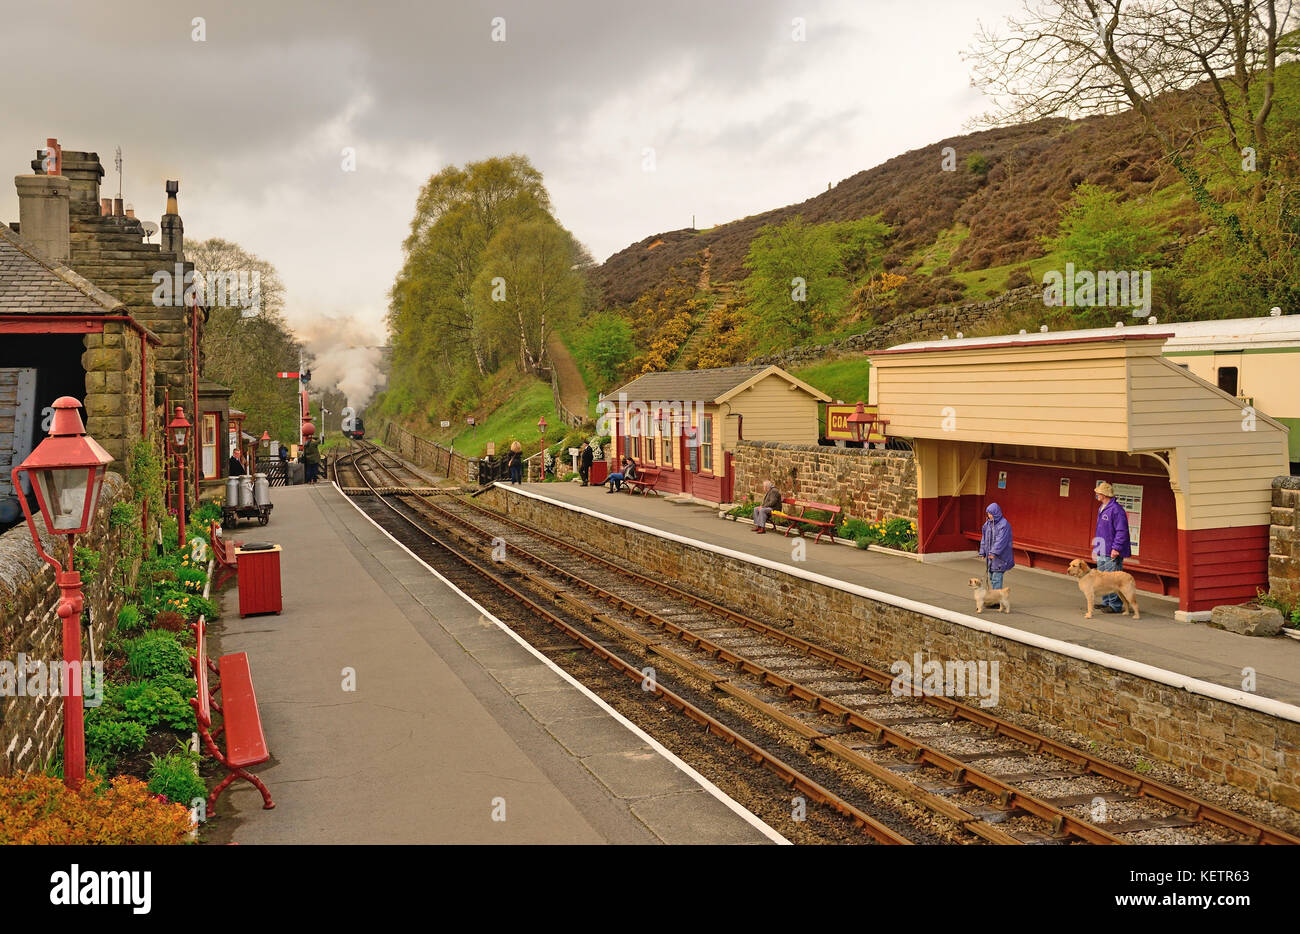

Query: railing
[544,364,587,430]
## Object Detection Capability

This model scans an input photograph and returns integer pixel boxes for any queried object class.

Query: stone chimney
[33,148,103,203]
[160,179,183,256]
[14,174,71,264]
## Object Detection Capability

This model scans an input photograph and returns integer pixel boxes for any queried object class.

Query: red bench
[209,520,239,589]
[769,497,843,544]
[190,617,274,813]
[623,467,662,496]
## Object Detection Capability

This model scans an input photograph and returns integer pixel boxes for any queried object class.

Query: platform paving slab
[210,483,776,845]
[503,482,1300,707]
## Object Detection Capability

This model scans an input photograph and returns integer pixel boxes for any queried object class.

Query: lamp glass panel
[173,428,187,449]
[34,466,88,531]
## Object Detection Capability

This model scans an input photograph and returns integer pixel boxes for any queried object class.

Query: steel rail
[342,442,913,845]
[355,442,1300,846]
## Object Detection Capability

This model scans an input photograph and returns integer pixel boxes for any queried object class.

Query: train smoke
[292,313,385,410]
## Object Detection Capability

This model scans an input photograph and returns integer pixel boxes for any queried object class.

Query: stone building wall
[0,473,138,775]
[81,319,151,465]
[732,441,917,521]
[1270,477,1300,608]
[485,487,1300,810]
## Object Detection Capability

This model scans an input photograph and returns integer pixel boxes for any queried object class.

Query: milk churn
[253,473,271,506]
[238,475,255,507]
[225,475,240,506]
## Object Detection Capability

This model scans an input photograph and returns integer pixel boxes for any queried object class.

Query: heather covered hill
[594,110,1169,307]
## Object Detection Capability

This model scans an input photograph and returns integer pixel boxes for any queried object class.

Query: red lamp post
[10,397,113,789]
[168,405,192,550]
[537,416,548,481]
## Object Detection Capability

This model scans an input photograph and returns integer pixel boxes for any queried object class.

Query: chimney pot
[100,198,112,216]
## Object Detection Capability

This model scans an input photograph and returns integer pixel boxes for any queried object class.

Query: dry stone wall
[0,473,138,775]
[485,487,1300,810]
[732,441,916,521]
[379,420,474,483]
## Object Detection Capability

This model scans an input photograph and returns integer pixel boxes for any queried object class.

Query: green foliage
[84,714,148,758]
[1044,184,1167,271]
[114,676,196,732]
[193,501,223,529]
[576,313,636,385]
[116,604,144,634]
[73,547,102,583]
[109,501,138,530]
[124,631,190,679]
[966,153,990,176]
[742,215,890,351]
[147,746,205,806]
[726,498,757,519]
[839,517,918,551]
[128,439,166,525]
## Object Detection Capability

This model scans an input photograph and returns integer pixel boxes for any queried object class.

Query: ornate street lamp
[168,405,192,550]
[10,397,113,789]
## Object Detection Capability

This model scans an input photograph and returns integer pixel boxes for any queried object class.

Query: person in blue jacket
[1093,480,1132,613]
[978,502,1015,589]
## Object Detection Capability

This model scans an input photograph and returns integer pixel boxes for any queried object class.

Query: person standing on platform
[750,480,782,533]
[303,436,322,484]
[228,451,246,478]
[578,441,594,486]
[507,441,523,484]
[1093,481,1132,614]
[977,502,1015,589]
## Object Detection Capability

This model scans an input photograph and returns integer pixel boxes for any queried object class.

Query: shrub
[116,604,144,634]
[124,631,190,679]
[84,711,148,757]
[726,498,756,519]
[115,677,196,732]
[153,611,186,632]
[147,747,206,806]
[0,772,192,844]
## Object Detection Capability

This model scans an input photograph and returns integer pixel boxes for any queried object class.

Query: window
[662,430,672,466]
[632,434,641,459]
[701,416,713,471]
[1217,366,1239,396]
[201,413,219,479]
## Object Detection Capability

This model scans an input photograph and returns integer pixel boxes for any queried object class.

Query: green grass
[793,358,871,404]
[910,223,971,276]
[438,375,560,459]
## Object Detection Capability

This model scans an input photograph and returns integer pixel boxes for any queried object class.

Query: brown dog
[1067,558,1140,619]
[969,577,1011,614]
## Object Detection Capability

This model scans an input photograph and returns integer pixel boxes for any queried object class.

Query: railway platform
[499,481,1300,709]
[207,482,781,844]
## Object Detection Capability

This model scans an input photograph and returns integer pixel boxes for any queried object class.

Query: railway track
[336,440,1300,846]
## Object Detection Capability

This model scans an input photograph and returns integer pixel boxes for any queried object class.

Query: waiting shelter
[868,333,1290,618]
[606,365,829,503]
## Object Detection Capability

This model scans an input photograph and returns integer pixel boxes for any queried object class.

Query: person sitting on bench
[606,457,637,493]
[751,480,782,533]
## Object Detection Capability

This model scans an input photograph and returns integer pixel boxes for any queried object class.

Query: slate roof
[0,223,125,316]
[612,366,769,402]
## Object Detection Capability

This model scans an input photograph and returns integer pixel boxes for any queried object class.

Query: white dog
[969,577,1011,614]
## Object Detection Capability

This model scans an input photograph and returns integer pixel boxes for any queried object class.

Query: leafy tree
[1045,184,1167,270]
[577,313,635,385]
[188,238,302,443]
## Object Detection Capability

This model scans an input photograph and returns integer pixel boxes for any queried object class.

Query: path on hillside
[546,334,591,422]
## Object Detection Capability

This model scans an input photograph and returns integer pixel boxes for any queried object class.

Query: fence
[544,365,587,430]
[377,420,476,483]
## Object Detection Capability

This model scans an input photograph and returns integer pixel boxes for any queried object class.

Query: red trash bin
[236,544,282,618]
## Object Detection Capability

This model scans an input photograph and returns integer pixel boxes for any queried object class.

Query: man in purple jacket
[978,502,1015,590]
[1093,480,1132,614]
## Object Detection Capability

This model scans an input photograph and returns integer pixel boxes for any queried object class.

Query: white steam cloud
[293,313,385,410]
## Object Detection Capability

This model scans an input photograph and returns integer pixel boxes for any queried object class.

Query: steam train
[344,417,366,440]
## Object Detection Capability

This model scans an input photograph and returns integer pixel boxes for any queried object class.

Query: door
[0,367,37,514]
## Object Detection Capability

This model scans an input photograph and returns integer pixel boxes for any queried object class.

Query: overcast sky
[1,0,1024,400]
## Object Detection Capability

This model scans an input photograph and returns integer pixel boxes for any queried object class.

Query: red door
[681,432,694,497]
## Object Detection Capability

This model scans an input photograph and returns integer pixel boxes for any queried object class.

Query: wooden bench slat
[218,653,270,769]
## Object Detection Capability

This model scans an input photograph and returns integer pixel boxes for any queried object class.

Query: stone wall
[749,285,1042,372]
[0,473,139,775]
[82,319,150,466]
[1270,476,1300,608]
[732,441,917,521]
[485,487,1300,810]
[380,420,474,483]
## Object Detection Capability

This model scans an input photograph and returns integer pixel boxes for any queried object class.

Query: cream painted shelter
[868,333,1289,617]
[607,365,830,503]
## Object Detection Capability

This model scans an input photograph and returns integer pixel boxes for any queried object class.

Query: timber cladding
[485,486,1300,811]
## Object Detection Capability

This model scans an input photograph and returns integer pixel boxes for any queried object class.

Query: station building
[868,332,1291,618]
[607,364,830,503]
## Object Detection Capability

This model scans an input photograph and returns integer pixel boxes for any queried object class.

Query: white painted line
[331,482,790,845]
[500,483,1300,725]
